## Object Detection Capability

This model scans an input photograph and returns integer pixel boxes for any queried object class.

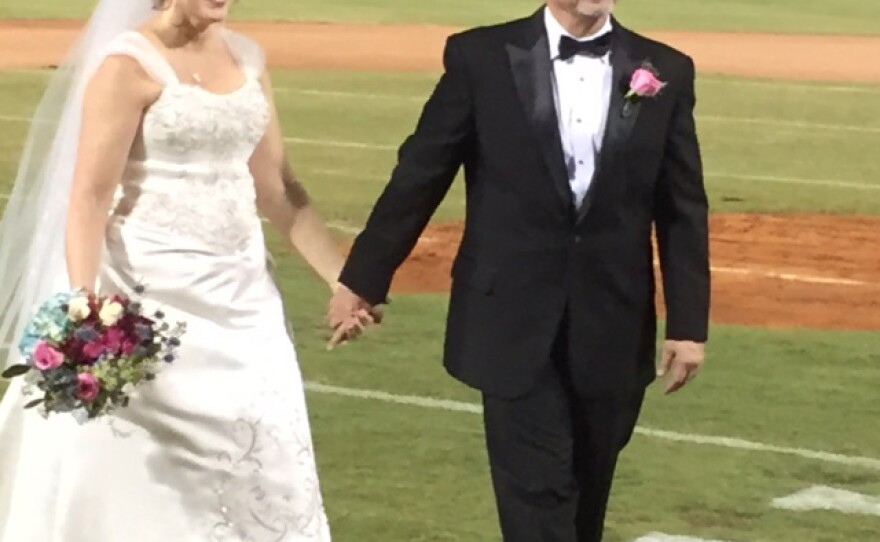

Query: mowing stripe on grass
[304,381,880,471]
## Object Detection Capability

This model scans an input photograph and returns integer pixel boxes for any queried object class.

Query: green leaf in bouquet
[24,398,45,409]
[2,364,31,379]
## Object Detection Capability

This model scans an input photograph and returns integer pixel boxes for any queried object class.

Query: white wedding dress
[0,30,332,541]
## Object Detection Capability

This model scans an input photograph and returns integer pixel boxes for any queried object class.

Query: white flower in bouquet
[99,301,125,326]
[67,296,91,322]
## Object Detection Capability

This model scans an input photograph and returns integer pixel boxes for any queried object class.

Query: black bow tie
[558,33,612,61]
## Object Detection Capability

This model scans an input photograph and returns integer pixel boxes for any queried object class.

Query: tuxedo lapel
[577,24,642,223]
[507,12,574,217]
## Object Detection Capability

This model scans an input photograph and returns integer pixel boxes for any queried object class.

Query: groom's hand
[657,340,705,395]
[326,284,381,350]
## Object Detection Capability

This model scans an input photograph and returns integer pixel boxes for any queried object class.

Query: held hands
[657,340,705,395]
[326,283,382,350]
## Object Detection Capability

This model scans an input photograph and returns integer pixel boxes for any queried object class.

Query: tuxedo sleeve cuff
[338,236,394,306]
[665,317,709,343]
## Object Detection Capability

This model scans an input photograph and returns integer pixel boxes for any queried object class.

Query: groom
[329,0,710,539]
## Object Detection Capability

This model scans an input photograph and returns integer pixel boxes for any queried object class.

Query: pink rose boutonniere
[623,61,666,117]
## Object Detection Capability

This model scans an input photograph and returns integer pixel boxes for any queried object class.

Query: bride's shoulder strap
[97,31,178,86]
[224,30,266,80]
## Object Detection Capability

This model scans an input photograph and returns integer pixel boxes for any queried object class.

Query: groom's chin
[574,0,616,18]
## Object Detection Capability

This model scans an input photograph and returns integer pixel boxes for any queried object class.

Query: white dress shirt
[544,8,614,208]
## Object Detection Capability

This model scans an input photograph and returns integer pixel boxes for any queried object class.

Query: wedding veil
[0,0,156,368]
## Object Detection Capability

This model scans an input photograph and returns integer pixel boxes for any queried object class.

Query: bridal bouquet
[1,287,186,423]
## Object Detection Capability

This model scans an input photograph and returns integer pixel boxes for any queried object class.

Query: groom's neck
[546,4,610,39]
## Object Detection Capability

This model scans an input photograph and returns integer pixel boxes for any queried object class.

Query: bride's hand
[327,309,374,350]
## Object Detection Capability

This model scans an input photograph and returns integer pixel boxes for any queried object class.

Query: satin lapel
[507,22,574,217]
[577,28,642,223]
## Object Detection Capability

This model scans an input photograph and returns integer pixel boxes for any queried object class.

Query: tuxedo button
[573,235,582,244]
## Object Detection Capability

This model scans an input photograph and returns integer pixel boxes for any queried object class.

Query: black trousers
[482,325,645,542]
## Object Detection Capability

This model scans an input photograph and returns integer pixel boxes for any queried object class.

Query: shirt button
[576,119,582,123]
[578,160,584,165]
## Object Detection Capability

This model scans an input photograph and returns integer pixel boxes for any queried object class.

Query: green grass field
[3,0,880,34]
[1,66,879,542]
[2,71,879,219]
[1,1,880,541]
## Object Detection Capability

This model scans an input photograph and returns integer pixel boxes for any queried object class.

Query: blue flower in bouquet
[17,290,82,359]
[17,330,40,359]
[28,291,75,341]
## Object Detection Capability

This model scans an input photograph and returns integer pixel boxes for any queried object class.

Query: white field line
[282,136,396,151]
[256,221,872,287]
[274,87,424,103]
[7,123,875,193]
[309,168,388,182]
[3,108,877,138]
[632,534,732,542]
[772,485,880,516]
[0,369,871,473]
[280,87,880,135]
[0,179,876,287]
[700,78,880,94]
[707,265,872,287]
[6,83,880,136]
[326,221,362,235]
[710,172,879,191]
[4,66,879,95]
[700,115,880,135]
[317,222,876,288]
[304,382,880,471]
[259,217,360,235]
[311,161,880,194]
[2,109,880,159]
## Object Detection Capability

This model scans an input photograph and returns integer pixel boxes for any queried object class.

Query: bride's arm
[65,57,155,291]
[250,72,346,291]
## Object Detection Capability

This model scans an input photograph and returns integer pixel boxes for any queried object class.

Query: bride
[0,0,372,540]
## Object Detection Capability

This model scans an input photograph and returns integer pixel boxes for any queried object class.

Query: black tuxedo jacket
[340,11,711,399]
